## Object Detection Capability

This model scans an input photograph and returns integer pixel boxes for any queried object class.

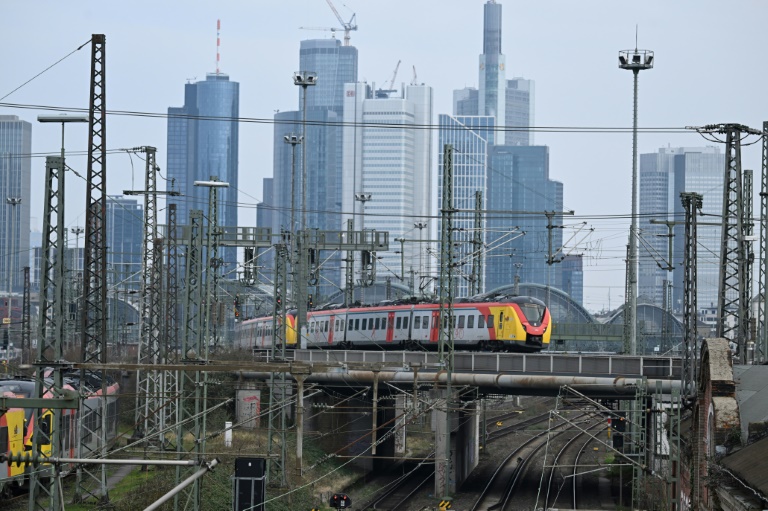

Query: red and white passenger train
[234,296,552,353]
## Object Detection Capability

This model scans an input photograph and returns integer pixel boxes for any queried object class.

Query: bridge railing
[294,350,682,379]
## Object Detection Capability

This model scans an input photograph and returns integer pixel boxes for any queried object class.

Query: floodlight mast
[618,48,654,355]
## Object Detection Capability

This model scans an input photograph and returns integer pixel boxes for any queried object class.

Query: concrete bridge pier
[434,392,480,497]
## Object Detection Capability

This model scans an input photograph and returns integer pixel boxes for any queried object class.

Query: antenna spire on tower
[216,19,221,75]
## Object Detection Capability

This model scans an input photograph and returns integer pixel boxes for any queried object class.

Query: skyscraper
[438,114,495,297]
[638,146,724,310]
[166,73,239,274]
[485,145,563,292]
[0,115,31,293]
[342,83,433,284]
[479,0,506,145]
[505,78,534,146]
[106,196,143,289]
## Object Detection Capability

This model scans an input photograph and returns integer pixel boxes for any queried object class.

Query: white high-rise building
[638,146,724,311]
[342,82,433,287]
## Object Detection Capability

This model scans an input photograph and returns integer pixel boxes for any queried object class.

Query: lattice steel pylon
[164,202,179,434]
[436,143,455,499]
[267,242,289,488]
[27,157,66,511]
[470,190,483,295]
[715,125,753,362]
[175,210,205,511]
[681,192,702,397]
[75,33,109,504]
[21,266,30,365]
[134,146,164,449]
[758,121,768,363]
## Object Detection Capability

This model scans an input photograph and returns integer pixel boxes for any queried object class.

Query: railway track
[357,403,553,510]
[470,412,598,511]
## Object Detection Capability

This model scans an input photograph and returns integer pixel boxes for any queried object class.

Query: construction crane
[387,60,402,90]
[299,26,340,40]
[411,65,418,85]
[325,0,357,46]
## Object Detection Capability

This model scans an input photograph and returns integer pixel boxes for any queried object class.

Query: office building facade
[0,115,31,293]
[437,114,495,298]
[107,196,144,290]
[166,73,239,275]
[638,146,724,310]
[342,83,433,287]
[486,145,563,292]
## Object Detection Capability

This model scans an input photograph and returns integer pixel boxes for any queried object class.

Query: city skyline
[2,0,767,311]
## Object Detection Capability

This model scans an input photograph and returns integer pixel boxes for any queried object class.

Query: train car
[0,391,25,498]
[235,296,551,353]
[0,374,119,495]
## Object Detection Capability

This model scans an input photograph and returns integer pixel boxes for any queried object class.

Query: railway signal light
[330,493,351,508]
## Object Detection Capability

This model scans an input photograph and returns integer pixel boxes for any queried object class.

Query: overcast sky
[2,0,767,312]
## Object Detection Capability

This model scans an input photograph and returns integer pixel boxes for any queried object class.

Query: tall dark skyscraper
[0,115,31,293]
[479,0,506,144]
[167,73,239,273]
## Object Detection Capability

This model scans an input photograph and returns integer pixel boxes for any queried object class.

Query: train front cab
[0,396,25,496]
[495,299,551,351]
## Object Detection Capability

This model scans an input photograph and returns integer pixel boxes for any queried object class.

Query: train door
[385,312,395,343]
[429,310,440,343]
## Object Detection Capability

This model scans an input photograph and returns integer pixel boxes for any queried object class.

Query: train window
[334,321,339,332]
[375,318,380,330]
[414,316,421,329]
[396,317,402,329]
[468,315,475,328]
[403,317,408,329]
[340,319,345,331]
[519,303,545,323]
[362,318,367,330]
[325,321,329,332]
[458,316,465,328]
[355,319,360,330]
[478,315,485,328]
[487,314,494,327]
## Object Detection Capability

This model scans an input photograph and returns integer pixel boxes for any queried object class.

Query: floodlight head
[283,134,302,144]
[37,114,89,123]
[618,49,654,71]
[355,193,372,202]
[293,71,318,86]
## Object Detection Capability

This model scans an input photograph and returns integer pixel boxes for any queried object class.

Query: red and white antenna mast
[216,19,221,75]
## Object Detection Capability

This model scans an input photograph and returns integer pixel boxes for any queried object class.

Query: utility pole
[28,156,66,511]
[76,33,109,505]
[681,192,702,396]
[692,123,762,363]
[175,210,205,511]
[126,146,165,451]
[619,46,654,356]
[759,121,768,363]
[470,191,483,296]
[437,143,455,499]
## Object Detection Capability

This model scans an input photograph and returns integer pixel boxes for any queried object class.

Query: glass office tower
[0,115,31,293]
[486,145,563,292]
[638,146,724,310]
[167,73,239,276]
